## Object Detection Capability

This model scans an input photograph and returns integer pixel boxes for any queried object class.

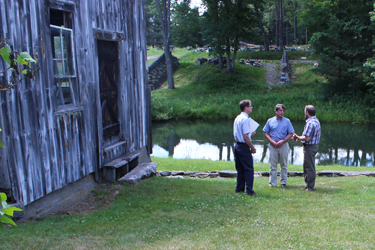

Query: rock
[191,172,209,178]
[118,162,157,184]
[218,171,237,178]
[208,171,219,178]
[317,171,348,177]
[184,171,196,176]
[171,171,184,176]
[159,171,171,176]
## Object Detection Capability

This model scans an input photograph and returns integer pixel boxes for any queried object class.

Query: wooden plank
[103,152,140,169]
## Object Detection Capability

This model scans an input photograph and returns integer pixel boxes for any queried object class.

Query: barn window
[50,9,76,106]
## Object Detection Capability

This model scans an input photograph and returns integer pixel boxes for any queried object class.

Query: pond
[151,119,375,167]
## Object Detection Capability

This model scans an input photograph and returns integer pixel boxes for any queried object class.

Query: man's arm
[275,133,293,147]
[244,134,256,154]
[293,132,310,142]
[263,132,277,147]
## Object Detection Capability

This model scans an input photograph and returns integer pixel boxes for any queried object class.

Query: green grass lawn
[2,158,374,249]
[152,157,375,173]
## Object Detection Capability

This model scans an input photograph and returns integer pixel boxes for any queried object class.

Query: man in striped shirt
[293,105,321,191]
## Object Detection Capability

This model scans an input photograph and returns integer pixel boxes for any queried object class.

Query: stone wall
[280,52,291,84]
[148,53,180,90]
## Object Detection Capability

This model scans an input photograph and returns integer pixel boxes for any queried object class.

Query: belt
[236,142,246,145]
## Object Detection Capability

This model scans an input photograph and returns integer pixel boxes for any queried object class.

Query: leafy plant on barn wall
[0,38,38,226]
[0,38,39,92]
[0,192,22,226]
[0,37,39,151]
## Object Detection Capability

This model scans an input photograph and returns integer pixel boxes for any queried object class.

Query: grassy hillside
[151,50,373,123]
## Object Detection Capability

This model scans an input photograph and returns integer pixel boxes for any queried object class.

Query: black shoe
[235,190,244,193]
[247,192,257,196]
[281,184,287,188]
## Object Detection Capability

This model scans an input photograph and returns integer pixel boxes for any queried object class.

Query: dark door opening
[98,40,120,138]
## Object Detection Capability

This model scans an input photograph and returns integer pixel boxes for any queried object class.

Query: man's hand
[275,140,285,147]
[250,147,256,154]
[293,133,299,142]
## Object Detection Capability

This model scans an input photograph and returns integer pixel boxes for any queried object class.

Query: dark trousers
[234,143,255,194]
[303,144,319,190]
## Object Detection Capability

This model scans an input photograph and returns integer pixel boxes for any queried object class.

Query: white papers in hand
[249,118,259,134]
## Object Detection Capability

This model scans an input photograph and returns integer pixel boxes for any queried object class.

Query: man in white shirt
[233,100,257,196]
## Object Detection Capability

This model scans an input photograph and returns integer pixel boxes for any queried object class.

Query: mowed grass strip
[2,168,374,249]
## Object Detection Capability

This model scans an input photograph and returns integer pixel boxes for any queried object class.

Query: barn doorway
[97,40,120,138]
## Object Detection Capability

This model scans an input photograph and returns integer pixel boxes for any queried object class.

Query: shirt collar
[241,112,249,118]
[306,116,316,122]
[275,116,283,121]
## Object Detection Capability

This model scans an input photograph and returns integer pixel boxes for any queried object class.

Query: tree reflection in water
[152,120,375,167]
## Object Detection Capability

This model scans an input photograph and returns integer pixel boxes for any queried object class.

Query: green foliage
[171,0,203,47]
[0,192,23,227]
[0,39,39,91]
[0,46,11,65]
[302,0,375,97]
[0,128,3,148]
[145,0,163,47]
[202,0,258,73]
[152,49,373,123]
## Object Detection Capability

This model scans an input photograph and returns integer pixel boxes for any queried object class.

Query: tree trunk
[275,5,279,47]
[225,39,233,73]
[164,46,175,89]
[226,52,233,73]
[294,0,297,45]
[231,47,237,71]
[219,54,224,69]
[285,21,289,46]
[278,0,283,52]
[254,1,269,51]
[155,0,175,89]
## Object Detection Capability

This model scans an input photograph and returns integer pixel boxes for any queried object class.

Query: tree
[302,0,374,96]
[146,0,163,47]
[278,0,283,51]
[363,3,375,96]
[155,0,175,89]
[171,0,203,48]
[253,0,269,51]
[202,0,257,73]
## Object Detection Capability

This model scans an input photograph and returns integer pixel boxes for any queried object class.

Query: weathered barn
[0,0,152,217]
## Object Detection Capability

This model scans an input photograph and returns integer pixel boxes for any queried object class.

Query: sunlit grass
[292,63,326,84]
[152,157,374,173]
[2,172,374,249]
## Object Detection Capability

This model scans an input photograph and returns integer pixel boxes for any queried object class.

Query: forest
[147,0,375,116]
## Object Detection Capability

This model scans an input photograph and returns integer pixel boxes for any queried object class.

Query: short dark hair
[239,100,251,111]
[275,103,286,111]
[305,105,316,116]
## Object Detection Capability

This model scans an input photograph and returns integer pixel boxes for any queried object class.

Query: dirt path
[264,62,279,85]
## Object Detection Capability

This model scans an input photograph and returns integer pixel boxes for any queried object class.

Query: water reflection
[151,119,375,167]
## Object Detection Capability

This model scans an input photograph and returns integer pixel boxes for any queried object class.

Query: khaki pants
[268,142,289,186]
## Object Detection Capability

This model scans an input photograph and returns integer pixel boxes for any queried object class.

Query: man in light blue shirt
[263,104,294,187]
[233,100,257,196]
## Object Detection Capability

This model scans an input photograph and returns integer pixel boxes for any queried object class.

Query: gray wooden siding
[0,0,150,205]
